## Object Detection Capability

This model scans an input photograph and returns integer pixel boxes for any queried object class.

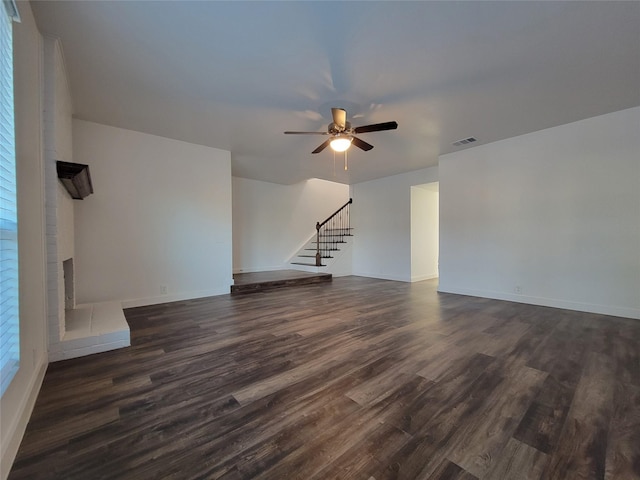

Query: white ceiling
[31,1,640,185]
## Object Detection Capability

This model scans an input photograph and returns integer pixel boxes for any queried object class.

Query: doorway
[410,182,439,281]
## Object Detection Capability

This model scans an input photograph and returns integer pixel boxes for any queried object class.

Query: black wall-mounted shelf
[56,161,94,200]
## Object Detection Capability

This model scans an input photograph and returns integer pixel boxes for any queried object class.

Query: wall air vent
[452,137,477,147]
[56,161,94,199]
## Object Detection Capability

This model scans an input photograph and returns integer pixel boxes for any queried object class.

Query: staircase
[231,199,353,295]
[291,228,353,267]
[290,198,353,271]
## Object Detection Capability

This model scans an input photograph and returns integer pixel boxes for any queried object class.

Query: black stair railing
[315,198,352,266]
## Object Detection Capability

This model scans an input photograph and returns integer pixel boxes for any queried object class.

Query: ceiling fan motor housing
[328,121,351,134]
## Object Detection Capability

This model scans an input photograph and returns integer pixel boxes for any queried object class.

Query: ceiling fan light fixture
[284,107,397,154]
[330,136,352,152]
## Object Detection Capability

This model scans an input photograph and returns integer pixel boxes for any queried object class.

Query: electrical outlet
[514,286,522,294]
[160,285,168,295]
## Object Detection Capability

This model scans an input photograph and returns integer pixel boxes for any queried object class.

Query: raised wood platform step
[231,270,331,294]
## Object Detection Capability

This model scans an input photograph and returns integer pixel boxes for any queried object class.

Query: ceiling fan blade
[312,139,332,154]
[331,108,347,130]
[351,136,374,151]
[284,131,329,135]
[354,121,398,134]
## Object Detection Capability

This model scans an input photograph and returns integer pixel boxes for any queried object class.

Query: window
[1,0,20,397]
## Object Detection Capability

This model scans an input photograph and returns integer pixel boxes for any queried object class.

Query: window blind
[0,0,19,397]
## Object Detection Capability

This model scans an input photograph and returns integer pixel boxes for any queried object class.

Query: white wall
[351,167,439,282]
[439,107,640,319]
[72,120,233,307]
[232,177,349,272]
[1,2,48,477]
[411,183,439,281]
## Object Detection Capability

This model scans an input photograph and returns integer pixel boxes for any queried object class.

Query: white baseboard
[351,271,411,282]
[437,285,640,320]
[121,287,229,309]
[233,266,284,274]
[1,359,48,480]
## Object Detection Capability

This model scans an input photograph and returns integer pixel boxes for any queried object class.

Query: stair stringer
[286,234,353,277]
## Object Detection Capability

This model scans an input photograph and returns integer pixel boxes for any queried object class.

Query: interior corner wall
[72,119,233,307]
[232,177,349,272]
[1,2,48,478]
[351,167,438,282]
[439,106,640,320]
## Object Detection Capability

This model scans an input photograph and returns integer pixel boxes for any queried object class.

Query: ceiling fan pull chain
[344,150,348,171]
[333,150,336,176]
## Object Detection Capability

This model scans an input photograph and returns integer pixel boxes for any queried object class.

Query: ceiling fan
[284,108,398,154]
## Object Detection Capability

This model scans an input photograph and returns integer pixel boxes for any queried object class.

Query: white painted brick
[46,273,58,286]
[99,330,130,345]
[62,336,98,350]
[61,348,90,360]
[48,348,61,358]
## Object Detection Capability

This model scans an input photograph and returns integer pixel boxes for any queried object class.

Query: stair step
[290,222,352,270]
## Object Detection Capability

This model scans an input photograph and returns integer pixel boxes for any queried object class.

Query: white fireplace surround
[44,36,130,362]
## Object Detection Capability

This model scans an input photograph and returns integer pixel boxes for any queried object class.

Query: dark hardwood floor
[9,277,640,479]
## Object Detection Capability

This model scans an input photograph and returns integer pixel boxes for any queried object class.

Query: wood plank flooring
[8,277,640,479]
